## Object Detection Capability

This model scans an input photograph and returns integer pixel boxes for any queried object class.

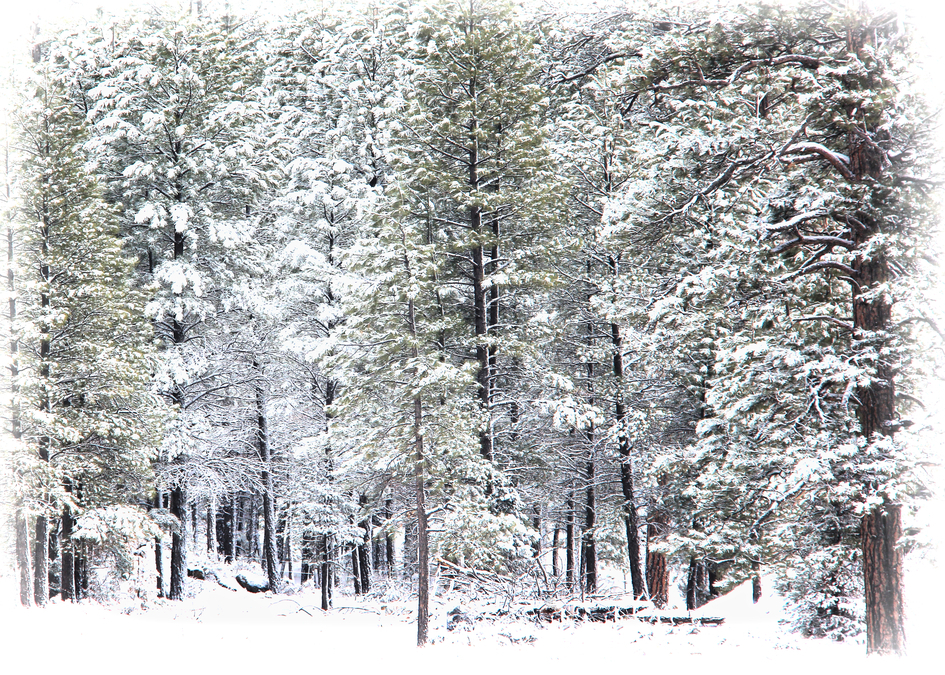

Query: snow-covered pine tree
[330,174,483,645]
[12,53,162,604]
[396,0,563,483]
[76,9,274,599]
[248,1,410,596]
[604,1,937,650]
[550,18,668,598]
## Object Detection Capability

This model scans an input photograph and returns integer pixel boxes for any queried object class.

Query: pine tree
[12,54,161,604]
[249,1,409,594]
[397,0,563,478]
[331,177,482,645]
[605,1,936,649]
[78,9,274,598]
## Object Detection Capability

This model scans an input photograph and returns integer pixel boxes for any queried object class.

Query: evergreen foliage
[10,52,164,600]
[0,0,938,655]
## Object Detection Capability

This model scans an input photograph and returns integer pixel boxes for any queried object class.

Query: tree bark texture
[414,405,430,647]
[686,557,712,611]
[566,496,575,589]
[385,498,395,577]
[319,534,332,611]
[16,509,32,606]
[153,492,164,596]
[33,514,48,604]
[60,501,75,602]
[407,297,430,646]
[552,527,560,578]
[351,547,362,595]
[228,495,238,562]
[216,497,234,563]
[646,543,668,609]
[206,497,216,554]
[155,539,164,597]
[254,360,281,594]
[358,494,371,593]
[612,322,646,599]
[169,485,185,600]
[531,505,541,560]
[191,500,198,545]
[845,17,904,655]
[853,247,904,652]
[862,504,904,654]
[645,476,669,608]
[582,456,597,594]
[74,540,87,600]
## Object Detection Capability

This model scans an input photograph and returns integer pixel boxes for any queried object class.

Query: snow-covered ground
[1,551,940,675]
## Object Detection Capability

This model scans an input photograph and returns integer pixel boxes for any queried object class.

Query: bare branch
[793,315,854,331]
[782,142,855,180]
[781,260,859,280]
[772,234,856,254]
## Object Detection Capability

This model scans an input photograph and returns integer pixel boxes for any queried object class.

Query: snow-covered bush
[778,545,864,640]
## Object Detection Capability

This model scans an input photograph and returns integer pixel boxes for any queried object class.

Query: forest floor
[1,548,942,675]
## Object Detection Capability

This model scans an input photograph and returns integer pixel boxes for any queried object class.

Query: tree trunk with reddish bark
[645,521,668,609]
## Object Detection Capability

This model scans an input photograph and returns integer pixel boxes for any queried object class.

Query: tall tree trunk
[582,456,597,595]
[413,394,430,647]
[752,562,762,604]
[645,520,669,609]
[8,217,31,607]
[319,534,331,611]
[168,485,185,600]
[686,557,713,610]
[249,494,260,559]
[254,359,281,593]
[33,281,51,603]
[611,321,645,599]
[467,119,493,464]
[229,494,238,562]
[280,513,291,580]
[853,243,903,653]
[686,557,699,610]
[166,222,188,599]
[60,481,75,602]
[33,511,48,604]
[406,296,430,646]
[645,475,669,608]
[838,15,904,655]
[862,505,903,653]
[351,547,362,594]
[154,492,164,597]
[206,496,216,554]
[191,500,198,545]
[551,527,560,578]
[385,498,395,578]
[566,495,575,589]
[74,540,86,600]
[15,510,32,606]
[358,495,371,594]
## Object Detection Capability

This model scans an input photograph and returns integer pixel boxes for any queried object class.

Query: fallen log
[638,615,725,626]
[186,567,238,592]
[526,604,643,622]
[525,604,724,626]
